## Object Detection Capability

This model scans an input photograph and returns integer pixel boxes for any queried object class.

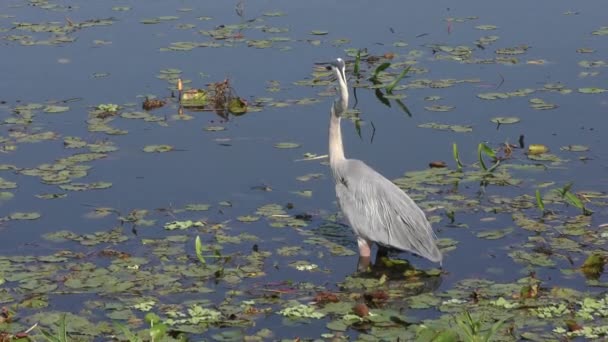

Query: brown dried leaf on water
[142,98,166,110]
[353,303,369,317]
[429,161,447,168]
[314,291,340,304]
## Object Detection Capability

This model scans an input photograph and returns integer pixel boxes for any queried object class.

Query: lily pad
[143,145,174,153]
[491,117,520,124]
[43,105,70,113]
[9,212,41,220]
[561,145,589,152]
[424,105,454,112]
[578,87,606,94]
[274,142,300,149]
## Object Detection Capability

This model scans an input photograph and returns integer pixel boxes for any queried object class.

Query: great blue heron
[325,58,443,270]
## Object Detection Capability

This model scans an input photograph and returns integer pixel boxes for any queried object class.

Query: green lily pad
[529,98,557,110]
[9,212,41,220]
[476,25,498,30]
[490,117,520,124]
[561,145,589,152]
[477,92,510,100]
[185,204,210,211]
[237,215,260,223]
[274,142,300,149]
[164,220,204,230]
[592,26,608,35]
[476,227,514,240]
[424,105,454,112]
[204,126,226,132]
[43,105,70,113]
[578,87,606,94]
[0,191,14,200]
[143,145,174,153]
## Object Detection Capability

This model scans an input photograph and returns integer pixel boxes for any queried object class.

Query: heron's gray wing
[334,159,442,263]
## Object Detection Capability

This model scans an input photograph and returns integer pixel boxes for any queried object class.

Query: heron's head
[324,58,348,114]
[325,58,346,85]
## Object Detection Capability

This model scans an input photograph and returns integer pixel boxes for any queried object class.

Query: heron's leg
[357,256,371,272]
[357,237,371,257]
[356,238,372,272]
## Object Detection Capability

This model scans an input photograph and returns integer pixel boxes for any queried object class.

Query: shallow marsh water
[1,0,608,341]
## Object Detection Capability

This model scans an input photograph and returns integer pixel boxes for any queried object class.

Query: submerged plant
[478,143,500,172]
[535,189,545,214]
[558,183,593,216]
[454,310,507,342]
[385,65,411,94]
[452,143,464,171]
[37,314,68,342]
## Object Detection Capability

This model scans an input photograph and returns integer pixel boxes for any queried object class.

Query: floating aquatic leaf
[237,215,260,222]
[0,191,14,200]
[529,97,557,110]
[9,212,41,220]
[35,193,66,199]
[293,190,312,197]
[496,45,528,55]
[477,92,509,100]
[59,182,112,191]
[310,30,329,35]
[476,227,513,240]
[476,25,498,30]
[592,26,608,35]
[297,173,323,182]
[0,178,17,189]
[185,204,210,211]
[278,303,325,319]
[409,293,441,309]
[121,111,149,119]
[204,126,225,132]
[418,122,472,133]
[561,145,589,152]
[578,87,606,94]
[164,220,204,230]
[424,105,454,112]
[509,250,555,267]
[263,11,286,17]
[43,105,69,113]
[490,117,520,124]
[274,142,300,149]
[143,145,173,153]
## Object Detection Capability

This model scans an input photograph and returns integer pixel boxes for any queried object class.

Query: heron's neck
[329,111,345,166]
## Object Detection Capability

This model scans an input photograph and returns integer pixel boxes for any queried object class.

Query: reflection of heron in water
[323,58,443,271]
